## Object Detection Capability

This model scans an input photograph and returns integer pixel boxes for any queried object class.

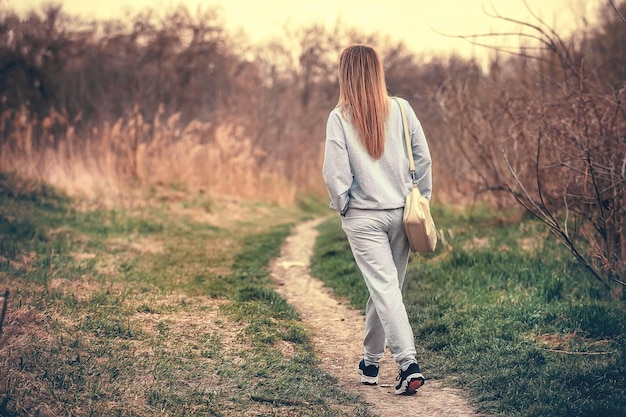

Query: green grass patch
[311,210,626,417]
[0,174,375,417]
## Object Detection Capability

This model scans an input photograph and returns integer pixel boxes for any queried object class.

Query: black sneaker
[358,359,379,385]
[395,363,425,395]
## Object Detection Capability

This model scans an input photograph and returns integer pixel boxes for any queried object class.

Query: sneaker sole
[360,375,378,385]
[395,373,424,395]
[359,370,378,385]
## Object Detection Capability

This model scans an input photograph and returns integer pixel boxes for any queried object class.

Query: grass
[0,173,374,417]
[310,205,626,417]
[3,170,624,416]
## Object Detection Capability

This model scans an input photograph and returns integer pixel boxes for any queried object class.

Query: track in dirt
[271,217,485,416]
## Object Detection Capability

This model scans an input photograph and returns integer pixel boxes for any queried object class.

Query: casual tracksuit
[322,97,432,370]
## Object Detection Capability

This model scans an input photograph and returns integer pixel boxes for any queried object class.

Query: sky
[8,0,598,62]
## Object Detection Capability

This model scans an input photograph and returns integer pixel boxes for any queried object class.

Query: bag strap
[393,97,419,187]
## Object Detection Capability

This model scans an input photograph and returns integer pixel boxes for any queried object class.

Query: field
[311,206,626,417]
[1,174,624,416]
[0,174,374,416]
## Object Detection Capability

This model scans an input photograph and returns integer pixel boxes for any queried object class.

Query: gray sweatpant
[341,207,417,370]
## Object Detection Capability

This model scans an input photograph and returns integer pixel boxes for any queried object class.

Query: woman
[322,44,432,396]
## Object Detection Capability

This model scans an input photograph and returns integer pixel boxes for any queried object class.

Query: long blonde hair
[338,45,389,159]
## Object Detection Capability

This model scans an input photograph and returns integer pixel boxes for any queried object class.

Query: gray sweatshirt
[322,97,432,215]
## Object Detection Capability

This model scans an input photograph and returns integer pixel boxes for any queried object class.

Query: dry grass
[534,333,614,355]
[0,106,301,206]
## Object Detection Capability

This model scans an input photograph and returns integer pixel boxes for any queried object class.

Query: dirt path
[271,217,483,417]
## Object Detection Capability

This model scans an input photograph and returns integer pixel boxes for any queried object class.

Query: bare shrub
[441,1,626,293]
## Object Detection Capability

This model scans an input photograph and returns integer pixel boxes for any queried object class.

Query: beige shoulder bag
[395,98,437,253]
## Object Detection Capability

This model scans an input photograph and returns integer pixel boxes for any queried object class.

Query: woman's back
[323,97,432,213]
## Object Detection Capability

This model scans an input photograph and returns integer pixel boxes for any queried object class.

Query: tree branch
[609,0,626,24]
